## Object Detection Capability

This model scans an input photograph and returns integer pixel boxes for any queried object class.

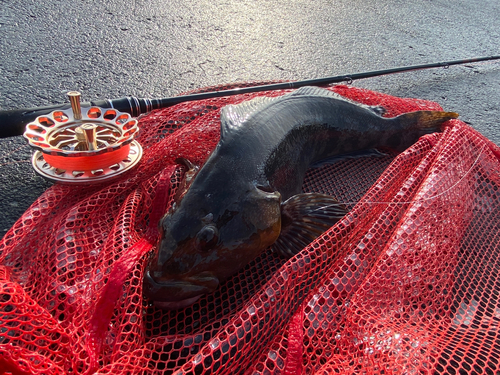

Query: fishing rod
[1,55,499,138]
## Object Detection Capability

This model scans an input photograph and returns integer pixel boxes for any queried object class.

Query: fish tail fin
[396,110,459,133]
[387,110,458,151]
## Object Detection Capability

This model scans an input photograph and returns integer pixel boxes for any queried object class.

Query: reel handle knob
[67,91,83,120]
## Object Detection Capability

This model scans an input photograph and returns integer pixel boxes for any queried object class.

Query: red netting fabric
[1,84,500,374]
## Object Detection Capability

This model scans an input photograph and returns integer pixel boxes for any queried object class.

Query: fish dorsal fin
[286,86,341,98]
[273,193,347,258]
[287,86,386,115]
[220,96,279,139]
[219,87,333,139]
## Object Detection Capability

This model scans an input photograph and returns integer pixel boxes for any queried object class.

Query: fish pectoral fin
[175,157,199,173]
[174,158,200,201]
[273,193,347,258]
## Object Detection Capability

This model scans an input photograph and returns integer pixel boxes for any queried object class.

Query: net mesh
[1,83,500,374]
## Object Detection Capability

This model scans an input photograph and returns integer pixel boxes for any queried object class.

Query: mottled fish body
[144,87,458,309]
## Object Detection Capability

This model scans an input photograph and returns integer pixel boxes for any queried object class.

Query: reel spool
[23,92,143,184]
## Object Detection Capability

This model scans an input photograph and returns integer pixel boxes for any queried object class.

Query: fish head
[144,182,282,310]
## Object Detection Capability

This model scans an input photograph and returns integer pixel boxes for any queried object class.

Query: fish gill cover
[0,83,499,374]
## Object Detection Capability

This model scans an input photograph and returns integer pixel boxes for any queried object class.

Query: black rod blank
[1,55,499,138]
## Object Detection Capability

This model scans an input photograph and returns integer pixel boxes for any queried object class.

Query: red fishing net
[1,84,500,374]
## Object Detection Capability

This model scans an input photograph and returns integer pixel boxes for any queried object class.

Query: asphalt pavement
[0,0,499,236]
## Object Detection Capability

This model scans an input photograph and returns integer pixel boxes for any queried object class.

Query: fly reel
[23,92,143,184]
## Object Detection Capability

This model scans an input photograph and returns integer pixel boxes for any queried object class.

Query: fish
[143,86,458,309]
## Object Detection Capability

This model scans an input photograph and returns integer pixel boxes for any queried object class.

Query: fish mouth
[143,270,219,307]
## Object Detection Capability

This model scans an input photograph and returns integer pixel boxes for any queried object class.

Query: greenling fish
[144,86,458,309]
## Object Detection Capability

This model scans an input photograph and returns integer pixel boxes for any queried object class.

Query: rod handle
[0,97,160,138]
[0,104,73,138]
[0,100,115,139]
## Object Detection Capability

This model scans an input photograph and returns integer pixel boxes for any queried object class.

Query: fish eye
[196,225,218,252]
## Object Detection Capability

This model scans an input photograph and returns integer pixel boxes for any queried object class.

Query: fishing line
[313,143,487,210]
[41,145,131,171]
[0,142,30,162]
[0,160,30,168]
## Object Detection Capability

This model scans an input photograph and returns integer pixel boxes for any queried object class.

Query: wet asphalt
[0,0,499,236]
